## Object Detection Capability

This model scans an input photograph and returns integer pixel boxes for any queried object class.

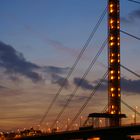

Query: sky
[0,0,140,131]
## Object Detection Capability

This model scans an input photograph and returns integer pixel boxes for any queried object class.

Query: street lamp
[37,124,41,130]
[80,116,83,127]
[75,123,78,130]
[134,106,138,124]
[45,122,49,133]
[56,121,59,130]
[67,118,70,129]
[47,128,51,133]
[132,115,135,124]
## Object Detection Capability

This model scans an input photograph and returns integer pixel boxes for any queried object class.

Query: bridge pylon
[108,0,123,126]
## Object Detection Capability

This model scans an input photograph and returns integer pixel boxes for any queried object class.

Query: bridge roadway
[18,124,140,140]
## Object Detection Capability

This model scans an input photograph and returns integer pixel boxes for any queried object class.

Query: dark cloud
[0,41,42,82]
[94,78,140,94]
[121,78,140,94]
[0,85,8,89]
[73,78,94,90]
[73,95,88,102]
[9,75,20,82]
[42,66,70,87]
[51,74,69,88]
[0,41,71,85]
[42,66,70,75]
[93,79,107,91]
[121,9,140,24]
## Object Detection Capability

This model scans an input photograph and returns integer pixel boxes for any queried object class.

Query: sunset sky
[0,0,140,131]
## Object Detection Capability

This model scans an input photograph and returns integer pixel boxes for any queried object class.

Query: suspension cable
[121,99,140,116]
[51,39,107,129]
[121,64,140,78]
[67,71,108,130]
[128,0,140,4]
[102,104,108,113]
[120,30,140,41]
[39,7,107,125]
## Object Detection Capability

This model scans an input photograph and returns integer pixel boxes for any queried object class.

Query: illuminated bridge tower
[87,0,126,128]
[108,0,122,126]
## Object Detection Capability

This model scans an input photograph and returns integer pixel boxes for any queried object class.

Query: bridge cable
[62,62,140,128]
[121,64,140,78]
[121,99,140,116]
[39,7,107,125]
[67,71,108,130]
[128,0,140,4]
[102,104,108,113]
[120,30,140,41]
[81,63,140,128]
[51,39,107,129]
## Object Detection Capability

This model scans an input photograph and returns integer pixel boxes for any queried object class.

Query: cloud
[42,66,70,75]
[121,78,140,94]
[0,85,8,90]
[0,41,70,84]
[0,41,42,82]
[73,77,94,90]
[51,74,69,88]
[9,75,20,82]
[41,66,70,87]
[93,79,107,91]
[121,9,140,24]
[94,77,140,94]
[72,76,140,95]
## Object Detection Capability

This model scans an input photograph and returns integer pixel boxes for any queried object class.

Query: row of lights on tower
[109,2,120,30]
[109,3,119,14]
[109,1,121,116]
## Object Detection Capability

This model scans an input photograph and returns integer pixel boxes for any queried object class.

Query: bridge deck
[18,124,140,140]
